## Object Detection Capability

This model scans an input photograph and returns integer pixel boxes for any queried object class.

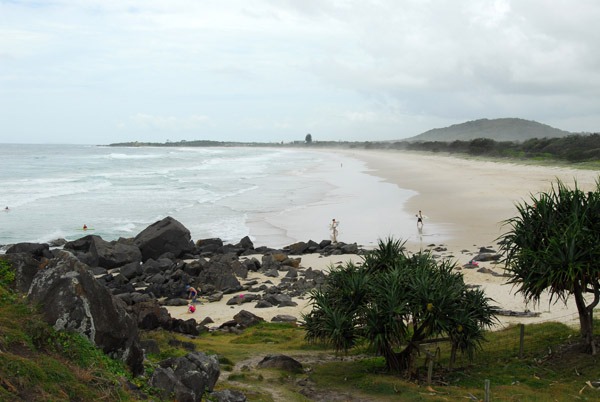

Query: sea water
[0,144,448,249]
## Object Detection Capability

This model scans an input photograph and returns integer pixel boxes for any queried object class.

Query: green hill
[407,118,571,142]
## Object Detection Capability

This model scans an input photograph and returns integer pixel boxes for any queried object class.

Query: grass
[143,318,600,401]
[0,259,140,402]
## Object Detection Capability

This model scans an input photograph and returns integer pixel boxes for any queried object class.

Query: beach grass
[0,282,135,401]
[141,319,600,401]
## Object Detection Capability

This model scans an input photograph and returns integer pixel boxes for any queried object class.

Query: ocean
[0,144,447,250]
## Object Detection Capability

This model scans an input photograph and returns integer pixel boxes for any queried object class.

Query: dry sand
[169,150,600,330]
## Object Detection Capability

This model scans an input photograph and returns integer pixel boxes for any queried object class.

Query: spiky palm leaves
[302,238,497,374]
[499,179,600,350]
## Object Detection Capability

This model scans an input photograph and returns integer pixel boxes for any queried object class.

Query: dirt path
[224,351,379,402]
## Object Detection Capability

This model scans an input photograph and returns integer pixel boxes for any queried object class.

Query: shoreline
[334,149,600,250]
[170,150,600,330]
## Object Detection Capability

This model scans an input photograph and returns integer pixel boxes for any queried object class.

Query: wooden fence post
[484,379,490,402]
[427,359,433,384]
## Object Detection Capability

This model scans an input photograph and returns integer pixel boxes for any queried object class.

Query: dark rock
[90,266,108,276]
[286,241,308,254]
[271,315,297,323]
[196,238,224,250]
[233,310,264,329]
[341,243,359,254]
[149,367,193,402]
[47,238,68,247]
[226,294,260,306]
[263,294,294,306]
[264,269,279,278]
[306,240,320,252]
[140,339,160,355]
[91,237,142,269]
[171,318,201,336]
[479,247,496,253]
[64,235,98,252]
[198,260,242,292]
[257,354,302,373]
[278,300,298,307]
[236,236,254,250]
[134,216,194,261]
[241,257,261,271]
[2,254,42,293]
[5,242,53,260]
[207,292,224,302]
[207,390,247,402]
[255,300,273,308]
[319,240,332,249]
[127,300,172,330]
[285,268,298,278]
[474,253,501,262]
[118,262,142,280]
[219,320,238,329]
[183,259,205,276]
[27,251,144,375]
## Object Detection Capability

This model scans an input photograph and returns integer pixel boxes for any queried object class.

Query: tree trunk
[448,343,457,372]
[573,287,596,353]
[384,346,416,374]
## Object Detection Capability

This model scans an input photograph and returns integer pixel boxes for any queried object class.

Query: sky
[1,0,599,145]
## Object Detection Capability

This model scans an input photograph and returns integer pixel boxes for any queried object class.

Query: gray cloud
[0,0,598,144]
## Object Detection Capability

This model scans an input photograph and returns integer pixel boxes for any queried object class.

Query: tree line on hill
[393,133,600,162]
[110,133,600,163]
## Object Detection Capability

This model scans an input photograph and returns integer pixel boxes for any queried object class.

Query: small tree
[305,133,312,144]
[302,238,497,375]
[499,180,600,353]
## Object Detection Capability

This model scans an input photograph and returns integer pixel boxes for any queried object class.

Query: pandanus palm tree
[302,238,497,375]
[499,180,600,353]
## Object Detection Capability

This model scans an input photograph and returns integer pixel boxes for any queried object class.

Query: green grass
[150,318,600,401]
[0,261,139,402]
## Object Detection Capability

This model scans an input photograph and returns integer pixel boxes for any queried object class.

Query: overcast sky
[1,0,599,144]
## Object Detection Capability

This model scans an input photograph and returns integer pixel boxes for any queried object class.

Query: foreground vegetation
[145,320,600,401]
[1,267,599,400]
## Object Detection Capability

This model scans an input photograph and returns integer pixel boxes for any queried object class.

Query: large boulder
[197,259,242,293]
[27,251,144,375]
[1,254,42,293]
[5,242,53,260]
[126,300,172,330]
[150,352,220,402]
[257,354,303,373]
[233,310,264,329]
[91,237,142,269]
[134,217,194,261]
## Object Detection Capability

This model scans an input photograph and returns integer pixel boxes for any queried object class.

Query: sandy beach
[170,150,600,330]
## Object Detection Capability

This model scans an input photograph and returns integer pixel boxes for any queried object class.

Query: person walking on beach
[330,218,339,243]
[186,285,198,305]
[417,210,424,229]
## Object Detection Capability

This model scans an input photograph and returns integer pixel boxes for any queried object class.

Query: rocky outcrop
[134,216,194,261]
[64,235,142,269]
[150,352,221,402]
[257,354,303,373]
[5,242,53,260]
[1,254,42,293]
[27,251,144,375]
